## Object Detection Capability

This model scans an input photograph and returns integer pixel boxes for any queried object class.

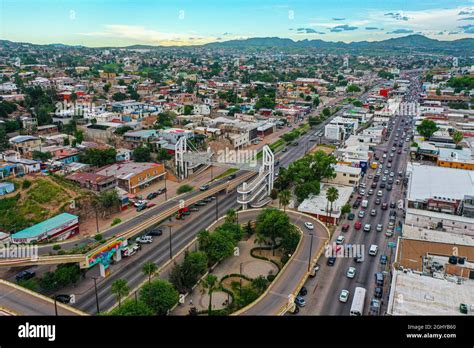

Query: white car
[346,267,356,279]
[377,190,383,197]
[336,235,345,245]
[339,289,350,303]
[376,224,383,232]
[304,222,314,230]
[369,244,379,256]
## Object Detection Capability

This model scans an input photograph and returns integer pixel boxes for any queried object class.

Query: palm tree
[225,209,237,224]
[278,189,291,212]
[142,262,158,284]
[452,131,463,147]
[201,274,218,316]
[254,233,266,246]
[326,187,339,226]
[111,279,129,308]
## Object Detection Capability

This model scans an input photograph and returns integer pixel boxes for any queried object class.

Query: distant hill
[205,35,474,55]
[1,34,473,55]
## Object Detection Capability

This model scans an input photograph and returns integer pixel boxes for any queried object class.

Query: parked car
[147,228,163,236]
[299,287,308,297]
[295,295,306,307]
[136,235,153,244]
[358,210,365,218]
[380,255,388,265]
[374,287,383,299]
[146,192,158,200]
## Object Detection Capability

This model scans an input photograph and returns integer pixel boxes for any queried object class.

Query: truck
[361,200,369,208]
[350,287,367,316]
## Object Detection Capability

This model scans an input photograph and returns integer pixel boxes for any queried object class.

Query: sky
[1,0,474,47]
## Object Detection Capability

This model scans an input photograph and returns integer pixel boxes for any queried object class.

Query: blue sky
[1,0,473,46]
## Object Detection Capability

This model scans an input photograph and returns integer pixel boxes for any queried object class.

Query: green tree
[109,299,154,316]
[255,208,291,250]
[278,189,291,212]
[142,262,158,284]
[346,84,361,93]
[32,150,52,162]
[111,279,129,308]
[74,130,84,144]
[112,92,127,101]
[452,131,463,146]
[139,279,179,315]
[416,119,439,139]
[79,148,117,167]
[156,148,172,162]
[177,184,193,194]
[201,274,219,316]
[341,203,351,217]
[322,108,331,117]
[225,209,237,224]
[326,187,339,225]
[133,146,151,162]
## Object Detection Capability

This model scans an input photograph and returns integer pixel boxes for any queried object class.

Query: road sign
[388,242,397,248]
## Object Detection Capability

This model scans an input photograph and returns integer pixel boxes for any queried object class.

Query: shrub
[22,179,32,189]
[111,218,122,227]
[52,244,61,251]
[177,185,193,194]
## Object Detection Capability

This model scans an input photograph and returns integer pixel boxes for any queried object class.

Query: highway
[0,280,86,316]
[300,75,420,316]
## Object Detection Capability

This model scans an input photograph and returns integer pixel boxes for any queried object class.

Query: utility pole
[308,234,314,272]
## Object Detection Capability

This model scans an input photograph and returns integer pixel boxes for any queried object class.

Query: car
[377,190,383,197]
[133,199,148,207]
[346,267,356,279]
[358,210,365,218]
[370,209,377,217]
[363,224,371,232]
[327,256,336,266]
[55,294,72,304]
[380,255,388,265]
[347,213,355,220]
[354,221,362,230]
[189,206,199,212]
[136,204,147,212]
[389,172,395,177]
[380,182,386,189]
[354,254,364,263]
[203,197,213,203]
[299,287,308,297]
[339,289,350,303]
[375,272,384,286]
[304,222,314,230]
[390,201,396,208]
[200,184,210,191]
[367,174,373,179]
[336,235,345,245]
[352,201,360,209]
[341,224,350,232]
[388,177,393,184]
[387,184,393,191]
[359,188,366,196]
[376,224,383,232]
[196,201,207,206]
[383,169,389,175]
[387,162,392,168]
[397,149,402,154]
[398,171,404,177]
[375,198,381,205]
[309,264,320,278]
[359,182,367,189]
[147,192,158,200]
[382,176,387,182]
[156,188,167,195]
[146,202,156,208]
[147,228,163,236]
[371,182,377,189]
[282,147,287,152]
[374,287,383,299]
[295,295,306,307]
[16,270,36,282]
[227,174,237,180]
[369,244,378,256]
[136,235,153,244]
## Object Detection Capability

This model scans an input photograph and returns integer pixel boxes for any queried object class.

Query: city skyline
[1,0,474,47]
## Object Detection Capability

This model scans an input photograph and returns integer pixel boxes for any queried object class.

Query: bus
[350,287,366,316]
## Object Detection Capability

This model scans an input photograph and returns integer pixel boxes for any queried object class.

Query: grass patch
[214,168,239,181]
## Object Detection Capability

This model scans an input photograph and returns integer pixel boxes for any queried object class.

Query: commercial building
[324,164,362,187]
[66,172,117,192]
[298,184,353,225]
[405,164,474,234]
[11,213,79,243]
[96,161,165,194]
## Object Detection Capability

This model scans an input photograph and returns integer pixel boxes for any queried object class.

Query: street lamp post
[93,277,100,314]
[54,296,58,316]
[308,234,314,272]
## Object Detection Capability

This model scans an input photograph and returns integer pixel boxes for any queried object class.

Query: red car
[354,221,362,230]
[342,224,350,232]
[381,203,388,210]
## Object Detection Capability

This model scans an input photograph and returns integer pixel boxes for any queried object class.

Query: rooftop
[407,164,474,202]
[388,270,474,315]
[298,184,353,219]
[96,161,163,180]
[402,224,474,247]
[12,213,78,239]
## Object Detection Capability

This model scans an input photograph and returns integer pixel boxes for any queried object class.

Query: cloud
[459,10,474,15]
[296,28,325,34]
[448,31,459,35]
[384,12,409,21]
[458,17,474,21]
[387,28,414,34]
[330,24,358,32]
[79,24,220,46]
[332,17,345,21]
[460,24,474,33]
[365,27,379,30]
